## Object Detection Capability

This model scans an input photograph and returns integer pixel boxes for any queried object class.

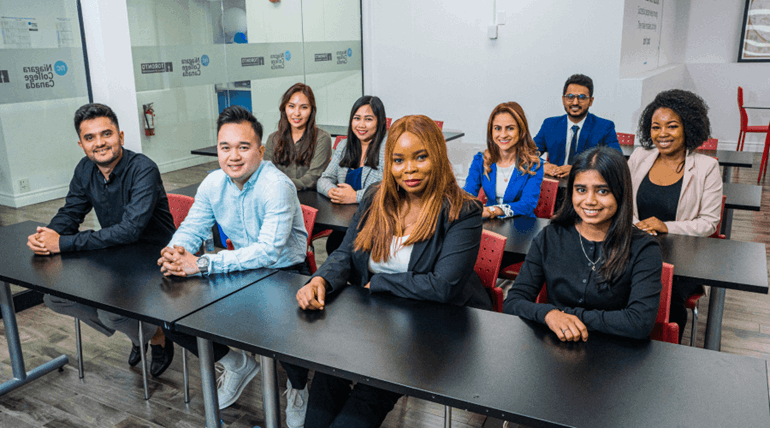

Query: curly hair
[637,89,710,152]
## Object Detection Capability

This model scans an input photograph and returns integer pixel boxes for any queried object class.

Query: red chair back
[301,204,319,273]
[698,138,718,151]
[434,120,444,130]
[474,230,507,312]
[616,132,635,146]
[386,117,392,129]
[738,87,748,130]
[477,188,488,205]
[533,179,559,219]
[333,135,346,150]
[167,194,195,229]
[709,195,727,239]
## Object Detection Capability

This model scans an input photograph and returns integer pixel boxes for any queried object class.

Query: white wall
[363,0,627,179]
[682,0,770,151]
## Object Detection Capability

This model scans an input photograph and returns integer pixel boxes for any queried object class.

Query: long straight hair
[354,115,477,262]
[272,83,318,167]
[483,102,541,178]
[551,146,636,286]
[339,96,387,169]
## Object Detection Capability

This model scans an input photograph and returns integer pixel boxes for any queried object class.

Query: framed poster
[738,0,770,62]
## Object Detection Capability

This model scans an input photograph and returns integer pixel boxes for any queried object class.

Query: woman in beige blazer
[628,89,723,342]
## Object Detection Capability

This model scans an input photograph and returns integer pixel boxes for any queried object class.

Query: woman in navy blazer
[463,102,543,219]
[297,115,491,428]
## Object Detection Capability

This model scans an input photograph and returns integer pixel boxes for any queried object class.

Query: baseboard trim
[0,184,69,208]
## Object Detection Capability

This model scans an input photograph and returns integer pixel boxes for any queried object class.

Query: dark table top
[723,182,763,211]
[620,145,754,168]
[0,221,275,327]
[175,270,770,428]
[190,130,465,157]
[297,190,358,232]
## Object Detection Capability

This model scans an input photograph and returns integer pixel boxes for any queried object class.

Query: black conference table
[0,221,276,402]
[190,129,465,157]
[175,270,770,428]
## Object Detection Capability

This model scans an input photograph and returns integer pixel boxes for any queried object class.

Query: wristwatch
[196,255,210,274]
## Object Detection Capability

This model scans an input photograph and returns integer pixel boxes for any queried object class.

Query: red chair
[386,117,392,129]
[333,135,346,150]
[474,230,507,312]
[535,262,678,344]
[758,124,770,184]
[617,132,635,146]
[649,262,679,344]
[684,194,726,346]
[477,188,487,205]
[434,120,444,130]
[500,179,558,280]
[167,194,195,229]
[441,230,506,425]
[698,138,719,151]
[737,87,770,152]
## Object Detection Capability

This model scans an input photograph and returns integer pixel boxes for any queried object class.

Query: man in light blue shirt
[157,106,310,422]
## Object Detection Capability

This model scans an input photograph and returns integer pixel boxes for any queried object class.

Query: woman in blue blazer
[463,102,543,219]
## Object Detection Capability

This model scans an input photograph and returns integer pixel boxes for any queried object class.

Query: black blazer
[313,185,492,310]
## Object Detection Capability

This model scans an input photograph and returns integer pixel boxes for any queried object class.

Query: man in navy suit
[534,74,621,178]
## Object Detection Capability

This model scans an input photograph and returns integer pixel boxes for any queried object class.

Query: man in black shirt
[26,103,176,377]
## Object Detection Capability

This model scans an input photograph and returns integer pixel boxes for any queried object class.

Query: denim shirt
[169,161,307,274]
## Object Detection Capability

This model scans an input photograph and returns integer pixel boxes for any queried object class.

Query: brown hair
[483,102,541,178]
[354,115,476,262]
[271,83,318,167]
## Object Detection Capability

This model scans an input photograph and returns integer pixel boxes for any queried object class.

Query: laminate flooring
[1,157,768,428]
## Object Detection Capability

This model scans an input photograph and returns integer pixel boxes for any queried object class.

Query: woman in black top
[504,146,662,341]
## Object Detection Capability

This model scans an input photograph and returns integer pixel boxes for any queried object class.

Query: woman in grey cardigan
[317,95,387,253]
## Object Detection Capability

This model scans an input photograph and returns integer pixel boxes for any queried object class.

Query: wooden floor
[1,156,769,427]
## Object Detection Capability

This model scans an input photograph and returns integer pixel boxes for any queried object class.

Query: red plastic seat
[386,117,392,129]
[474,230,507,312]
[617,132,635,146]
[535,262,678,343]
[167,194,195,229]
[500,178,558,280]
[333,135,346,150]
[698,138,719,151]
[737,86,770,152]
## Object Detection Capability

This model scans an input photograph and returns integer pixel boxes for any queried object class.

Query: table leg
[259,355,281,428]
[197,337,221,428]
[704,165,733,351]
[0,281,68,395]
[138,321,149,400]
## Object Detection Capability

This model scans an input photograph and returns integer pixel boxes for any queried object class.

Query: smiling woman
[504,146,663,342]
[263,83,332,191]
[296,115,489,428]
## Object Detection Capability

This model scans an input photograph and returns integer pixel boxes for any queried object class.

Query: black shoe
[128,343,148,367]
[150,337,174,378]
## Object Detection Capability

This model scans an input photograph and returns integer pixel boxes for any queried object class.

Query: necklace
[659,155,685,175]
[499,163,516,182]
[576,224,601,271]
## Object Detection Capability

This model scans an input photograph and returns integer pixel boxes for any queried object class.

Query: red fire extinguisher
[143,103,155,136]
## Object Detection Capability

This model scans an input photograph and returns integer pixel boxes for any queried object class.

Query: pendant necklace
[500,163,515,182]
[576,224,601,271]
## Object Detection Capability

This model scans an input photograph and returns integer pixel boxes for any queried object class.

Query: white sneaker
[216,352,260,410]
[284,379,309,428]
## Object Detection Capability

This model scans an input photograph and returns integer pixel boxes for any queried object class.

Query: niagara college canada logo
[54,61,68,76]
[201,55,210,66]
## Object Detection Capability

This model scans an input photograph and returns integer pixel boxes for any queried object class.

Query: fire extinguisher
[143,103,155,136]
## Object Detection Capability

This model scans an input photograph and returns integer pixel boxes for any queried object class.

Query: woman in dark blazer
[296,115,490,428]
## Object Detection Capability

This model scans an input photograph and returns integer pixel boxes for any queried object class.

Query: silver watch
[196,255,210,274]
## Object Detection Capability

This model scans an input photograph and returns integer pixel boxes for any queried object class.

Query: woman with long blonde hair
[463,102,543,219]
[296,115,491,427]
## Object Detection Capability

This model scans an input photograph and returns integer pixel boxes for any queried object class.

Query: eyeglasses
[563,94,591,101]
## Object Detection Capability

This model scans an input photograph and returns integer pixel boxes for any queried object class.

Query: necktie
[567,125,580,165]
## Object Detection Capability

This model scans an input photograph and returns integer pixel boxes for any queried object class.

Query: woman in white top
[296,115,491,428]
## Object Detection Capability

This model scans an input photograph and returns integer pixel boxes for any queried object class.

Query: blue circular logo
[285,51,291,61]
[347,48,352,57]
[54,61,67,76]
[201,55,209,66]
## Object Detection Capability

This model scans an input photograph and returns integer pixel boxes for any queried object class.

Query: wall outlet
[19,178,30,193]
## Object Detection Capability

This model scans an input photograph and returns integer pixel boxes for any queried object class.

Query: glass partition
[126,0,363,168]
